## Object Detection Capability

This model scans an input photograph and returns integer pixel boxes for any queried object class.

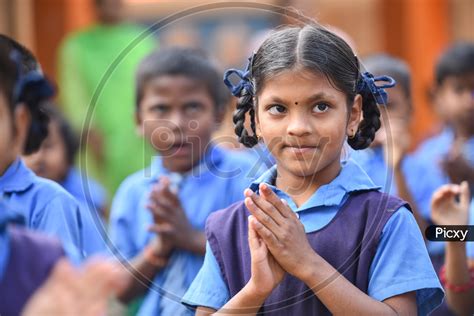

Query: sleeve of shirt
[403,156,446,220]
[108,179,139,260]
[32,194,83,264]
[182,242,230,310]
[368,206,444,316]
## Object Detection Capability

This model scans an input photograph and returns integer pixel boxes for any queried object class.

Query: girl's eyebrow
[304,92,337,103]
[266,92,336,104]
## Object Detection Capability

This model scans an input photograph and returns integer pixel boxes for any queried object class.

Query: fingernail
[244,189,253,197]
[260,183,267,191]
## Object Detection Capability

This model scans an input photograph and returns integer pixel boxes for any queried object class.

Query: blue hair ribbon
[356,72,396,105]
[223,54,255,97]
[10,50,55,105]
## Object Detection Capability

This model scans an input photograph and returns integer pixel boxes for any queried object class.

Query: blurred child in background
[23,103,108,256]
[413,42,474,270]
[414,43,474,198]
[109,47,262,315]
[0,35,84,262]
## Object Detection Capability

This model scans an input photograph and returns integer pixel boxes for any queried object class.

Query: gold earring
[348,130,356,139]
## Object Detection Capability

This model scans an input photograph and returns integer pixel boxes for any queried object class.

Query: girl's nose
[286,113,312,137]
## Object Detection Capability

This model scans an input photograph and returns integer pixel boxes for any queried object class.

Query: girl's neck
[275,158,342,208]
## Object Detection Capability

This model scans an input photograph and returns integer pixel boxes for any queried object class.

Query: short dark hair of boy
[362,54,412,103]
[0,35,49,155]
[135,47,230,113]
[435,42,474,85]
[43,103,79,166]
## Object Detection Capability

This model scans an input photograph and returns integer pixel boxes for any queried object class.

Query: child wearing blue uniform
[183,24,443,315]
[431,182,474,315]
[413,43,474,204]
[413,43,474,270]
[109,47,263,315]
[23,104,108,256]
[0,35,84,262]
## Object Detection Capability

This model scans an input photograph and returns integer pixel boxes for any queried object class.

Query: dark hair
[43,103,79,166]
[135,47,229,112]
[232,24,381,150]
[0,34,52,154]
[435,42,474,85]
[362,54,411,102]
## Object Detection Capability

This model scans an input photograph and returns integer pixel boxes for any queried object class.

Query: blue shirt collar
[0,158,36,194]
[147,143,224,183]
[250,159,380,211]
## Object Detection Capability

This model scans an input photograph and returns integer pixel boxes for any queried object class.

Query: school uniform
[109,144,264,315]
[0,158,83,263]
[61,167,108,255]
[0,199,65,315]
[349,146,447,256]
[182,159,444,316]
[413,128,474,261]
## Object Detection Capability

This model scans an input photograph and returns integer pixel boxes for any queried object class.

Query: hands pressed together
[244,183,318,298]
[145,176,204,264]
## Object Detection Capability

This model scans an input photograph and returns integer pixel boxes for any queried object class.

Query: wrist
[143,244,169,269]
[245,278,272,301]
[298,251,323,285]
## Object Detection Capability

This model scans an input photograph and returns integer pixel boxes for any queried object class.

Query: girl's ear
[13,103,31,153]
[347,94,362,137]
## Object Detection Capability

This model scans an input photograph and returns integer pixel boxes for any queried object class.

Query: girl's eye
[268,104,287,115]
[313,103,329,113]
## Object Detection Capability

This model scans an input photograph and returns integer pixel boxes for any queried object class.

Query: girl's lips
[284,146,318,155]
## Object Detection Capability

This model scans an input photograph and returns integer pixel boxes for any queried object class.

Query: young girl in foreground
[182,24,443,315]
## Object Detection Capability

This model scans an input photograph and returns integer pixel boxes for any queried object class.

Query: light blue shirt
[412,127,474,255]
[183,159,444,316]
[109,144,265,316]
[60,167,107,256]
[0,158,83,263]
[0,199,25,281]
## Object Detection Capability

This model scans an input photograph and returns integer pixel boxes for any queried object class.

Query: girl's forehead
[257,69,344,102]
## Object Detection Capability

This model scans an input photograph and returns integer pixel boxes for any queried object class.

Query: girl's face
[0,93,28,176]
[137,75,219,173]
[23,120,69,182]
[256,69,361,178]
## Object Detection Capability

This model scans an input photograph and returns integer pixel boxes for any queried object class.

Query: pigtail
[348,59,396,150]
[232,86,258,148]
[347,85,381,150]
[224,54,259,148]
